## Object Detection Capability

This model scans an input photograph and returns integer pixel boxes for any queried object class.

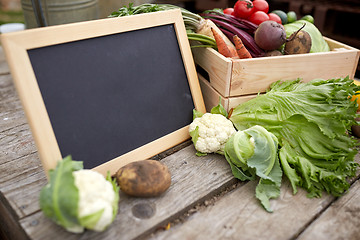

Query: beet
[254,21,286,51]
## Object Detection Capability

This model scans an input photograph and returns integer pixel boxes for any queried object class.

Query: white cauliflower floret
[73,170,117,232]
[189,113,236,154]
[39,156,119,234]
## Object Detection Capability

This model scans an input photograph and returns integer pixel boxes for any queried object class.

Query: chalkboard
[1,9,206,176]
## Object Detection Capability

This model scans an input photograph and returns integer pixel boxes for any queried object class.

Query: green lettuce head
[224,125,282,212]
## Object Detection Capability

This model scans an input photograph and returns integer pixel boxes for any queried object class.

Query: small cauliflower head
[189,113,236,154]
[73,169,118,232]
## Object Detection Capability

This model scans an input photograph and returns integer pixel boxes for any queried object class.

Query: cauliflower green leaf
[40,156,120,233]
[39,155,83,233]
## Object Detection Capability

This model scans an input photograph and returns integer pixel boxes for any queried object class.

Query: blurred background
[0,0,359,76]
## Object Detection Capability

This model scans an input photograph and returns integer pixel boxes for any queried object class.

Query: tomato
[268,13,282,24]
[252,0,269,13]
[233,0,254,19]
[248,11,270,25]
[223,8,234,15]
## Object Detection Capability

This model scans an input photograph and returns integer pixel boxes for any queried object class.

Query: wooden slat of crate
[193,37,360,98]
[198,73,257,112]
[193,47,233,97]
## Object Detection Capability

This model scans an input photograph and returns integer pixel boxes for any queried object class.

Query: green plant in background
[0,10,24,25]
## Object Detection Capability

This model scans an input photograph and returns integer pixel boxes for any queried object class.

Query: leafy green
[224,125,282,212]
[229,77,360,200]
[39,156,120,233]
[284,20,330,53]
[39,156,83,233]
[108,172,120,222]
[210,97,228,118]
[193,109,204,120]
[108,3,205,41]
[109,3,166,17]
[189,126,207,156]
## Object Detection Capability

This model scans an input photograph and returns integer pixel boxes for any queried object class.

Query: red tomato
[233,0,254,19]
[248,11,270,25]
[268,13,282,24]
[252,0,269,13]
[223,8,234,15]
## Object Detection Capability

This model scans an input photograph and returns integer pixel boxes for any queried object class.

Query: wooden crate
[193,37,360,98]
[198,73,257,112]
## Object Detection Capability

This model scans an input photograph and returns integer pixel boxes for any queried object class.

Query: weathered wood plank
[19,146,238,240]
[0,47,10,75]
[148,179,336,240]
[0,152,46,218]
[0,123,37,165]
[0,74,16,98]
[297,179,360,240]
[0,73,27,133]
[0,107,26,133]
[148,153,360,240]
[0,193,29,240]
[149,155,360,240]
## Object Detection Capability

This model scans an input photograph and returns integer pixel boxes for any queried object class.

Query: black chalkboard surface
[27,24,194,169]
[1,9,205,175]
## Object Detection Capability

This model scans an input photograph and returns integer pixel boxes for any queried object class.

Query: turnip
[254,20,286,51]
[284,30,312,54]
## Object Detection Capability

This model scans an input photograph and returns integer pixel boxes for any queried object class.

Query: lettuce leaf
[224,125,282,212]
[229,77,359,199]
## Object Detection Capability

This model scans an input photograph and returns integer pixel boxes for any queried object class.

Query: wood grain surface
[1,45,359,240]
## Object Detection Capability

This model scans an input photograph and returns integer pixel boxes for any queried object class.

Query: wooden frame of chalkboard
[1,9,206,176]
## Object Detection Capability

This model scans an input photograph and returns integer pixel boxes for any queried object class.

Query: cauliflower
[39,156,119,233]
[189,113,236,154]
[73,170,118,232]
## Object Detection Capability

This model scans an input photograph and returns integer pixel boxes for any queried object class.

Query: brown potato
[115,160,171,197]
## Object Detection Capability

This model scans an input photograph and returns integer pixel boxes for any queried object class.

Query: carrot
[197,19,236,50]
[233,35,252,59]
[211,27,237,58]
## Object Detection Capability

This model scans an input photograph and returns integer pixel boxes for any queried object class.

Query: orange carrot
[233,35,252,59]
[211,27,237,58]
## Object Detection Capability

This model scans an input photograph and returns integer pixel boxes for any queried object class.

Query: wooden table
[0,45,360,240]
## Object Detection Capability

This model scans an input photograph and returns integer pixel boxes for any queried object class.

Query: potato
[284,30,312,54]
[115,160,171,197]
